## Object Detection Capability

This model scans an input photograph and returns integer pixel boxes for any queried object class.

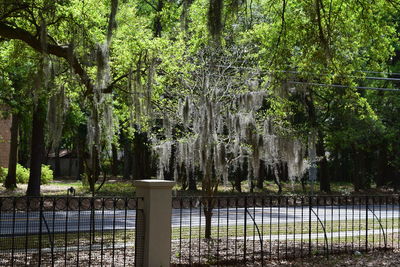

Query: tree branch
[142,0,158,11]
[103,73,129,93]
[0,22,95,96]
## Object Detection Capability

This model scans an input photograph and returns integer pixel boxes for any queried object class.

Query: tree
[247,0,398,192]
[0,41,34,189]
[0,0,121,195]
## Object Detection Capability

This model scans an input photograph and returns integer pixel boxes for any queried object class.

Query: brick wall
[0,116,11,168]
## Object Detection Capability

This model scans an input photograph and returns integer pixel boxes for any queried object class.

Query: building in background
[47,149,80,179]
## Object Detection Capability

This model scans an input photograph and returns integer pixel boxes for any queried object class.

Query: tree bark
[76,123,86,180]
[202,152,216,239]
[153,0,164,37]
[89,144,100,196]
[26,98,47,196]
[257,160,266,190]
[376,145,389,187]
[352,145,368,192]
[273,164,282,194]
[234,164,242,192]
[76,148,84,180]
[188,167,197,191]
[132,131,152,180]
[317,131,330,192]
[123,135,131,180]
[111,143,118,177]
[4,113,19,189]
[204,208,213,239]
[54,148,61,178]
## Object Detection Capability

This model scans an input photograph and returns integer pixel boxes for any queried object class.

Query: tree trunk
[203,197,214,239]
[76,125,86,180]
[392,169,400,191]
[257,160,265,190]
[27,98,47,196]
[111,143,118,178]
[54,148,61,178]
[282,161,289,182]
[87,144,100,196]
[68,157,72,177]
[234,165,242,192]
[123,137,131,180]
[204,208,213,239]
[273,165,282,194]
[352,146,365,192]
[188,167,197,191]
[132,131,152,180]
[153,0,164,37]
[4,113,19,189]
[179,163,188,190]
[180,0,194,32]
[76,148,84,180]
[202,155,215,239]
[376,146,388,187]
[317,131,330,192]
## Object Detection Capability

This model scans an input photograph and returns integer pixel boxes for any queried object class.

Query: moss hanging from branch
[47,84,67,153]
[86,0,119,196]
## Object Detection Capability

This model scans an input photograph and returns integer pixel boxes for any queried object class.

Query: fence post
[244,196,247,262]
[365,196,368,252]
[134,180,175,267]
[308,196,312,257]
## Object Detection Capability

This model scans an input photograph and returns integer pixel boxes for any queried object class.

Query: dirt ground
[3,249,400,266]
[266,249,400,266]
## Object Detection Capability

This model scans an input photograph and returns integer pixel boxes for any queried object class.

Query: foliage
[0,165,53,185]
[40,165,54,184]
[0,0,400,195]
[15,164,30,184]
[0,167,6,183]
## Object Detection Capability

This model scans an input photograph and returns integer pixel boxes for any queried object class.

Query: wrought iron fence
[171,195,400,265]
[0,196,142,267]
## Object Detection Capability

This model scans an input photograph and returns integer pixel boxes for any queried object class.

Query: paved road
[0,205,399,236]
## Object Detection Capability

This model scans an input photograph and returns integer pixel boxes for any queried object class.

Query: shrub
[0,167,6,183]
[16,164,29,184]
[102,160,112,174]
[0,164,53,184]
[0,165,29,184]
[41,164,53,184]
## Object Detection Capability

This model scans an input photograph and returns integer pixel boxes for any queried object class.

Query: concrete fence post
[133,180,175,267]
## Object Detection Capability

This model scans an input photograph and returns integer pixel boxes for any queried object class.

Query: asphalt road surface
[0,205,399,236]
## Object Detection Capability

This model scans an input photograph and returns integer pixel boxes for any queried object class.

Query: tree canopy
[0,0,399,195]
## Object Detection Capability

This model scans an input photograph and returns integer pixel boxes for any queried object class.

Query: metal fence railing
[0,197,142,267]
[1,195,399,266]
[171,195,400,265]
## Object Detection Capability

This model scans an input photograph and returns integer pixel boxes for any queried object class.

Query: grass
[0,180,136,197]
[49,180,136,197]
[48,181,83,187]
[171,217,400,241]
[1,216,399,267]
[0,230,135,251]
[1,217,397,251]
[1,178,397,197]
[94,182,136,197]
[174,180,395,197]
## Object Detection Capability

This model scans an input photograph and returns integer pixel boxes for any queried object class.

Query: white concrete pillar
[133,180,175,267]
